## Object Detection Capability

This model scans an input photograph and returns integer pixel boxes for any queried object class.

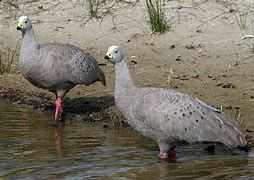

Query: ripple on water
[0,99,253,179]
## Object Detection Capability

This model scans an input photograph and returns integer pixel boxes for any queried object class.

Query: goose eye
[115,50,118,53]
[25,20,27,23]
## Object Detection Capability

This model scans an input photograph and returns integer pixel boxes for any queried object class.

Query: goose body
[20,43,105,92]
[17,16,105,125]
[104,45,246,160]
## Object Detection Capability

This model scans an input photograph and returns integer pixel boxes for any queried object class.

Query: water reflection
[0,99,253,179]
[55,127,62,158]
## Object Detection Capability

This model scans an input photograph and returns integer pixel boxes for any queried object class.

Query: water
[0,100,253,179]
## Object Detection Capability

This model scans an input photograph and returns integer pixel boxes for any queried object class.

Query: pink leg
[158,149,176,161]
[54,97,63,122]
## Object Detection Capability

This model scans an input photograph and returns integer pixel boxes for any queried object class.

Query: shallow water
[0,100,253,179]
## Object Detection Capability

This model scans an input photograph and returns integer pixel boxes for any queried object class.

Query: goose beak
[16,21,23,30]
[104,54,115,64]
[104,55,111,60]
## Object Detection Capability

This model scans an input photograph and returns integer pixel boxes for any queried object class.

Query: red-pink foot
[54,98,64,125]
[158,150,176,161]
[169,150,176,160]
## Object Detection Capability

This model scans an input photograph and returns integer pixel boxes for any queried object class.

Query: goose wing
[133,88,246,147]
[39,43,105,87]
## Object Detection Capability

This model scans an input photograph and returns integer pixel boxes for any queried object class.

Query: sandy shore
[1,0,254,139]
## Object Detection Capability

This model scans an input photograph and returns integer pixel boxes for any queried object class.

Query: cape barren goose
[16,16,106,126]
[104,45,247,160]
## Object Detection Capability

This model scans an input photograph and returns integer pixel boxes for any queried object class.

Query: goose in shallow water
[104,45,246,160]
[16,16,106,125]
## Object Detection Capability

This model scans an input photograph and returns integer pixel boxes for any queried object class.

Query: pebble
[170,44,176,49]
[176,55,181,61]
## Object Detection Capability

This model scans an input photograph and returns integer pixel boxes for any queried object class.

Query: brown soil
[1,0,254,142]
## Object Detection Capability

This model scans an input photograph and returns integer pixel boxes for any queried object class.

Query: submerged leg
[157,143,176,161]
[158,149,176,161]
[53,97,64,126]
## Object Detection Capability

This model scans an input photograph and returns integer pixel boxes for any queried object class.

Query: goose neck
[21,27,38,49]
[114,59,134,91]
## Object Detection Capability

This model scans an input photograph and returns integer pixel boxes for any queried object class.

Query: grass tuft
[145,0,169,34]
[233,5,249,30]
[0,48,14,75]
[251,44,254,54]
[86,0,99,19]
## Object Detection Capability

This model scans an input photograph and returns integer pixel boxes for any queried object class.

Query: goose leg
[53,97,64,126]
[158,144,176,161]
[158,149,176,160]
[169,149,176,160]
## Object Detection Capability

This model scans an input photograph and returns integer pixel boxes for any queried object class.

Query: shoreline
[1,0,254,149]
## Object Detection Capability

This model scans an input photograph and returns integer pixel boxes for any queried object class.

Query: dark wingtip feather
[99,70,106,86]
[212,111,247,147]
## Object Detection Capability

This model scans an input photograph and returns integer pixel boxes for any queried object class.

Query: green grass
[233,5,249,30]
[87,0,99,19]
[0,48,14,75]
[145,0,169,34]
[251,44,254,54]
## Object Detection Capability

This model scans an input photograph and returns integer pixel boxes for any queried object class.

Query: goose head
[16,16,32,31]
[104,45,124,64]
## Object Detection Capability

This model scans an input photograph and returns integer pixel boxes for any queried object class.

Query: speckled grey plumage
[18,17,105,98]
[105,46,246,156]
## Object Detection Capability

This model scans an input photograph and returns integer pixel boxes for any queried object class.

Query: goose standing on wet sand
[16,16,106,126]
[104,45,247,160]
